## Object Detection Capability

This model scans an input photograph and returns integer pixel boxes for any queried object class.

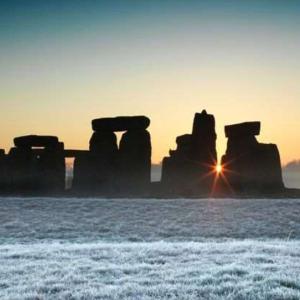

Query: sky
[0,0,300,164]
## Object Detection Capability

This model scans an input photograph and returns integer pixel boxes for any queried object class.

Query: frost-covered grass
[0,197,300,243]
[1,240,300,299]
[1,197,300,299]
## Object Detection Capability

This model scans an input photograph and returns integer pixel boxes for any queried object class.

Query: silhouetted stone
[8,136,65,194]
[1,112,290,198]
[176,134,192,155]
[165,135,192,160]
[63,150,89,157]
[92,116,150,132]
[225,122,260,138]
[161,156,202,194]
[14,135,59,148]
[161,110,217,195]
[119,129,151,194]
[7,147,37,193]
[191,110,217,164]
[89,131,118,156]
[221,122,284,194]
[72,131,118,194]
[72,115,152,195]
[88,131,118,193]
[176,134,191,146]
[72,153,94,191]
[36,143,65,192]
[72,152,117,194]
[169,149,177,157]
[0,150,8,193]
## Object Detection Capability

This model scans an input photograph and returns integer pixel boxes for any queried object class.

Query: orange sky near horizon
[1,91,299,166]
[1,1,300,165]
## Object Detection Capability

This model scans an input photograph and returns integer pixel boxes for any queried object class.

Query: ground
[0,198,300,299]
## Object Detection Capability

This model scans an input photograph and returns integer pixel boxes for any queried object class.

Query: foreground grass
[0,240,300,299]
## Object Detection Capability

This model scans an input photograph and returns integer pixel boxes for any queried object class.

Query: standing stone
[221,122,284,193]
[90,131,118,193]
[72,115,152,196]
[72,131,119,194]
[191,110,217,165]
[0,150,8,193]
[89,131,118,157]
[37,142,65,193]
[7,147,37,193]
[176,134,192,156]
[161,110,217,195]
[161,134,194,191]
[72,153,96,192]
[8,135,66,195]
[119,129,151,194]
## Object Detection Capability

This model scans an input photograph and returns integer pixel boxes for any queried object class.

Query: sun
[215,164,222,174]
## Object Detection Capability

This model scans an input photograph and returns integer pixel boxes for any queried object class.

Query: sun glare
[215,164,222,174]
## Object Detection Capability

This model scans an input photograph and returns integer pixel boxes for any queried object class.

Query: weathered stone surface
[92,116,150,132]
[225,122,260,138]
[118,129,151,193]
[14,135,59,148]
[221,122,284,193]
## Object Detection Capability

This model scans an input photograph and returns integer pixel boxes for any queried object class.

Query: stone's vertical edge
[89,131,118,194]
[161,157,170,184]
[119,129,151,195]
[255,143,284,190]
[0,150,8,193]
[271,144,284,187]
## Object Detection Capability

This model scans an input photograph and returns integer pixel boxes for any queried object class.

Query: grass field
[1,197,300,299]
